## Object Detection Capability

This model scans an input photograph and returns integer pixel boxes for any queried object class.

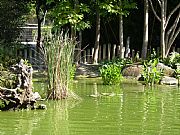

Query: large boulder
[122,64,143,79]
[157,63,175,77]
[160,76,178,85]
[76,63,100,77]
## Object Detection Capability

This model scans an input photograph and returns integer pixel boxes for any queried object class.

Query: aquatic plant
[44,31,76,99]
[175,64,180,86]
[100,63,122,85]
[142,58,163,86]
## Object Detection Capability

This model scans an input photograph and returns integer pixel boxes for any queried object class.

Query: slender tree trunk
[119,0,124,58]
[119,14,124,58]
[141,0,149,59]
[93,9,100,64]
[37,19,41,48]
[78,31,82,63]
[160,0,166,59]
[149,0,180,58]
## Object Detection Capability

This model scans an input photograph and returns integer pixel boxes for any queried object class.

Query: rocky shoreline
[75,63,179,85]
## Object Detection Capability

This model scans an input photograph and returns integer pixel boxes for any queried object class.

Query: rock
[37,104,47,110]
[160,76,178,85]
[122,64,143,79]
[76,63,100,77]
[157,63,175,77]
[33,92,41,101]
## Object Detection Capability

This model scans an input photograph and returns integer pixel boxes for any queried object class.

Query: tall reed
[44,31,76,100]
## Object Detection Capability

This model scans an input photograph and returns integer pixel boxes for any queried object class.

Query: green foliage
[163,52,180,69]
[50,1,90,31]
[101,58,132,69]
[100,63,122,85]
[0,0,31,43]
[99,58,131,85]
[142,58,163,86]
[174,63,180,79]
[147,48,158,60]
[100,0,137,16]
[70,64,76,80]
[23,59,32,67]
[0,71,17,88]
[0,56,20,70]
[0,100,5,109]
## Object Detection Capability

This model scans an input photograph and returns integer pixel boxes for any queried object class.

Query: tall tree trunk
[37,19,41,48]
[149,0,180,58]
[160,0,166,59]
[93,9,100,64]
[119,14,124,58]
[141,0,149,59]
[77,31,82,63]
[119,0,124,58]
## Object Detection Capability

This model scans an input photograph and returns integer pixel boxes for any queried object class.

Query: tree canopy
[0,0,31,44]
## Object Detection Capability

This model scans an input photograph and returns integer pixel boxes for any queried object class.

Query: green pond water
[0,78,180,135]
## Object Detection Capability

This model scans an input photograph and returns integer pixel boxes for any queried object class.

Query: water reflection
[0,79,180,135]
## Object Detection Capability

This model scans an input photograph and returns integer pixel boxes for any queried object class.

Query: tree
[0,0,31,44]
[50,0,90,33]
[92,0,137,63]
[35,0,48,48]
[141,0,149,59]
[149,0,180,58]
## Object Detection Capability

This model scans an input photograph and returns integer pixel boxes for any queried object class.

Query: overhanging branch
[165,3,180,29]
[168,11,180,46]
[149,0,161,22]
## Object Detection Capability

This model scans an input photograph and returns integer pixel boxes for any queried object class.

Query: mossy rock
[122,64,143,78]
[157,63,175,77]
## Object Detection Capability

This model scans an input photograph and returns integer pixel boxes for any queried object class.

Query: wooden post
[103,44,106,60]
[120,47,125,59]
[177,48,180,53]
[83,50,87,64]
[91,48,94,63]
[19,50,23,57]
[157,47,160,57]
[29,47,33,64]
[98,45,101,62]
[132,49,135,60]
[172,47,176,53]
[24,48,27,60]
[108,43,111,60]
[147,49,151,58]
[112,44,116,59]
[87,49,90,63]
[117,45,120,58]
[125,37,130,58]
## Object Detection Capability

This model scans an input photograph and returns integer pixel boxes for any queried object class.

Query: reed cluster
[44,32,76,99]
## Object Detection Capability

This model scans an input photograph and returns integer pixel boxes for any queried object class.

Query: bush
[142,58,164,86]
[100,63,123,85]
[163,52,180,69]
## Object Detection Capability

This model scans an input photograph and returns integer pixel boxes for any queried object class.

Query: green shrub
[175,64,180,84]
[101,58,132,68]
[100,63,122,85]
[163,52,180,69]
[142,58,163,86]
[0,100,5,109]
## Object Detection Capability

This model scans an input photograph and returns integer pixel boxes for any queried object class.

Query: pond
[0,78,180,135]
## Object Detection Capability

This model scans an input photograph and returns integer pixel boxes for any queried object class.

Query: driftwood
[0,59,41,111]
